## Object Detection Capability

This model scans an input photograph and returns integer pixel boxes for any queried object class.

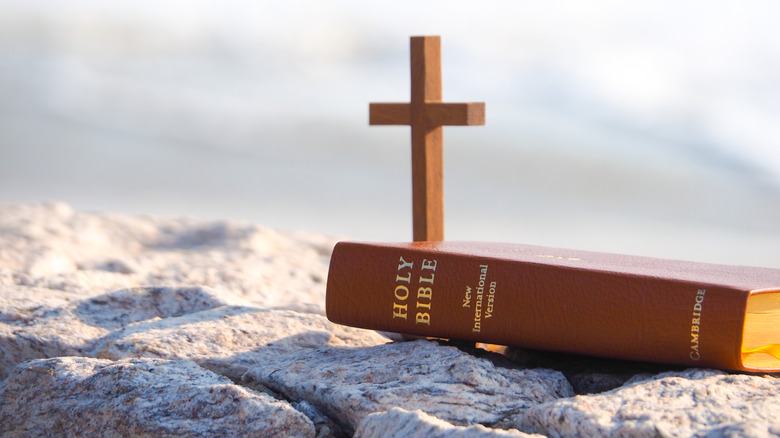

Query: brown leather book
[326,241,780,372]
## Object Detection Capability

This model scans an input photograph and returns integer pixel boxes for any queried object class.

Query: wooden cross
[370,36,485,241]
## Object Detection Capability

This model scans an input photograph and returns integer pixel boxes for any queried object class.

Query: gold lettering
[463,286,471,308]
[392,256,438,326]
[392,302,407,320]
[485,282,497,319]
[394,285,409,301]
[396,272,412,283]
[398,256,414,271]
[472,265,488,332]
[689,288,705,361]
[418,273,435,284]
[416,312,430,325]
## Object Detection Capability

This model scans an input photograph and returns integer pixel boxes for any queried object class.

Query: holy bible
[325,241,780,372]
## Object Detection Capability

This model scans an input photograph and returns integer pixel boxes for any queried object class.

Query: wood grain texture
[368,103,410,125]
[425,102,485,126]
[370,102,484,126]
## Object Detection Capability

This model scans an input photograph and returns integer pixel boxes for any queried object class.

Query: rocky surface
[244,340,573,434]
[0,356,316,437]
[522,369,780,437]
[91,302,389,381]
[0,201,331,312]
[354,408,539,437]
[1,202,779,437]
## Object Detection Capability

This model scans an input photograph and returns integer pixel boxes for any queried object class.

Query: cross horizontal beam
[369,102,485,126]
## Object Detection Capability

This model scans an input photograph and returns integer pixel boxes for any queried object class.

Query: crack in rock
[244,340,574,435]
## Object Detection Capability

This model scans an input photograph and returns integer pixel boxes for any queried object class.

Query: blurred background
[1,0,779,267]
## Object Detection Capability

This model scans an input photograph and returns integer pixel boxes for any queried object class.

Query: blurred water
[1,1,779,267]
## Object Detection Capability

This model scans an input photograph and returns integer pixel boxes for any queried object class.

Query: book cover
[326,241,780,372]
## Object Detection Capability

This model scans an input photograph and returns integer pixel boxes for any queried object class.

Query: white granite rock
[521,368,780,437]
[0,202,379,381]
[0,356,316,437]
[73,285,246,329]
[0,201,333,312]
[91,303,389,380]
[0,284,107,380]
[1,283,387,382]
[0,285,206,377]
[245,340,574,435]
[355,408,542,438]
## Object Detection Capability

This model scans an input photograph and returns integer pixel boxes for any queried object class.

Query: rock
[293,400,349,438]
[521,368,780,437]
[355,407,541,437]
[3,279,387,384]
[245,340,574,435]
[501,346,682,394]
[0,284,107,380]
[1,281,387,381]
[0,201,333,312]
[0,356,315,437]
[73,286,245,329]
[0,285,214,379]
[90,303,389,381]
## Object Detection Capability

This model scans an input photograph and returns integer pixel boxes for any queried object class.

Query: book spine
[326,242,749,371]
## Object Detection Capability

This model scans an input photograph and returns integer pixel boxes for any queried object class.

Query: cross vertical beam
[370,36,485,241]
[410,36,443,243]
